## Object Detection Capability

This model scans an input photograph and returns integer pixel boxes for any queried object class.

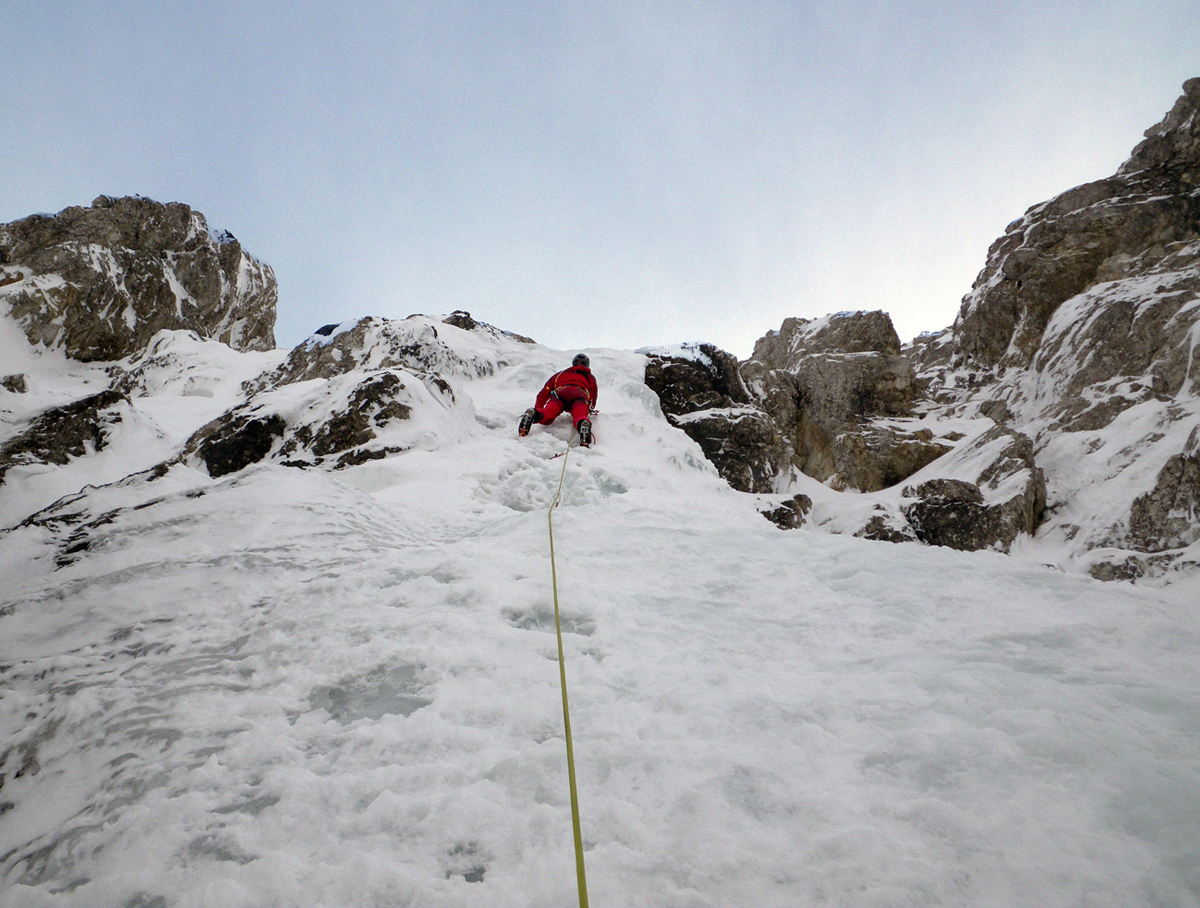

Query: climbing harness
[547,437,590,908]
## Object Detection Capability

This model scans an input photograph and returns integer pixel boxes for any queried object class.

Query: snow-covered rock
[182,362,474,475]
[899,425,1046,553]
[0,196,276,361]
[643,80,1200,577]
[644,314,954,497]
[248,315,507,394]
[178,315,539,477]
[0,388,127,485]
[913,78,1200,578]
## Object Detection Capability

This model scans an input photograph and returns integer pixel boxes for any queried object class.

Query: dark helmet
[572,353,590,368]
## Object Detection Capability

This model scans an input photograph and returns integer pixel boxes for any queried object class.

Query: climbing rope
[548,438,590,908]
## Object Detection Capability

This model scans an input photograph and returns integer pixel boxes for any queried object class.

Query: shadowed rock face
[192,413,288,478]
[0,196,276,361]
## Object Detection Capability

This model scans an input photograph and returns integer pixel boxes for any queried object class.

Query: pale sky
[4,1,1199,357]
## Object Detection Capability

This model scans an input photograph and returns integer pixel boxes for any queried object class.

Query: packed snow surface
[1,328,1198,907]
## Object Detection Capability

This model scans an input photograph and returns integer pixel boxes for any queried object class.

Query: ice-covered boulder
[0,196,276,361]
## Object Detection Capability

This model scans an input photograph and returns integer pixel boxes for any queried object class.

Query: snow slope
[2,325,1199,907]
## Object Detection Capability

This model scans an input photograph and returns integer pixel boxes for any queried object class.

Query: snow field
[1,333,1198,906]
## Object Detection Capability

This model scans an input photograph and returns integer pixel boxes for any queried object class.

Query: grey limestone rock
[0,196,276,362]
[645,317,950,496]
[750,311,935,492]
[671,406,792,494]
[953,80,1200,373]
[825,425,953,493]
[899,426,1046,553]
[751,310,902,370]
[1127,426,1200,553]
[181,314,495,479]
[643,345,791,493]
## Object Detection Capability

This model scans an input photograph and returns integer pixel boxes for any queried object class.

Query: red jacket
[535,366,598,410]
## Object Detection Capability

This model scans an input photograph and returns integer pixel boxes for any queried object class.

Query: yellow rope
[548,439,590,908]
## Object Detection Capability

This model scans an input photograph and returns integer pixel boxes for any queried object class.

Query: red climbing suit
[533,365,598,428]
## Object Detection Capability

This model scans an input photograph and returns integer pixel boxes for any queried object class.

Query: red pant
[537,388,590,427]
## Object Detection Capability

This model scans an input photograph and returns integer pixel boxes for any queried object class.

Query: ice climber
[518,354,598,446]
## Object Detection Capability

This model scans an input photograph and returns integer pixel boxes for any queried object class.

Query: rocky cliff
[0,196,276,362]
[645,79,1200,580]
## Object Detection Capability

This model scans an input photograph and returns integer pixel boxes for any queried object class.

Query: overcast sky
[5,2,1199,357]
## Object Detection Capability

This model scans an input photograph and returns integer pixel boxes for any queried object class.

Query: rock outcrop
[0,196,276,361]
[899,425,1046,553]
[644,81,1200,575]
[643,344,791,493]
[759,493,812,529]
[953,80,1200,372]
[751,310,903,366]
[922,80,1200,576]
[247,316,499,395]
[643,313,954,495]
[0,388,127,484]
[1128,426,1200,554]
[181,316,490,475]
